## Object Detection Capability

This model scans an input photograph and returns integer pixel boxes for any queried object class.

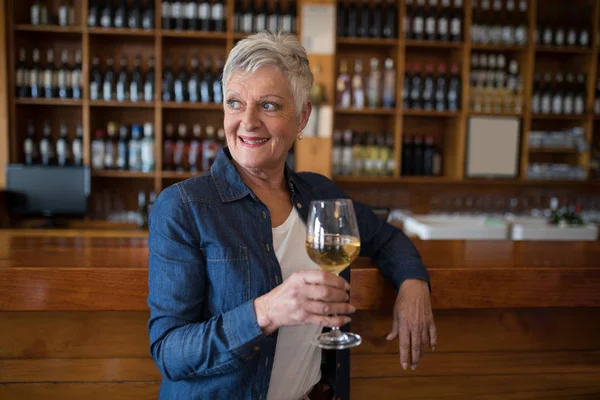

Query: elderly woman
[148,31,436,400]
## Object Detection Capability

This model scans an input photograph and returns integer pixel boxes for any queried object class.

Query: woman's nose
[241,105,261,131]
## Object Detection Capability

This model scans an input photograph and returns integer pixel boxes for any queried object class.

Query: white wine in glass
[305,199,362,350]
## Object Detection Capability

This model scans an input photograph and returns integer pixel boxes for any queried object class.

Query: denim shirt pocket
[202,245,251,314]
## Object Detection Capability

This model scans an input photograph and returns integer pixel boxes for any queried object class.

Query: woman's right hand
[253,270,356,335]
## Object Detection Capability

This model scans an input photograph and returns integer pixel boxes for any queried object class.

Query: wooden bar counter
[1,230,600,399]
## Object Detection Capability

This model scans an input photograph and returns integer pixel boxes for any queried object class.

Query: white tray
[510,218,599,241]
[402,215,509,240]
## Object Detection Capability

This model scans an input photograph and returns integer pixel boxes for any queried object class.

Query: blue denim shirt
[148,148,430,400]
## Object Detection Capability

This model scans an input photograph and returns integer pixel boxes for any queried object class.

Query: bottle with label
[563,73,575,115]
[104,122,118,169]
[385,132,395,176]
[574,73,586,115]
[58,0,73,26]
[447,64,460,111]
[213,57,224,104]
[137,191,147,229]
[367,58,381,109]
[540,73,552,114]
[91,129,105,169]
[351,132,365,176]
[356,0,370,38]
[413,136,424,175]
[24,121,38,166]
[202,125,218,171]
[117,124,129,170]
[422,63,435,110]
[188,55,200,103]
[56,123,71,167]
[341,130,353,176]
[198,0,210,31]
[412,0,425,40]
[172,0,184,30]
[72,124,83,166]
[142,0,154,29]
[515,0,527,45]
[30,49,41,98]
[383,0,397,38]
[16,48,28,98]
[129,124,143,171]
[382,58,396,109]
[71,50,82,100]
[103,57,116,101]
[551,73,564,115]
[31,0,41,25]
[130,55,143,102]
[141,122,155,172]
[113,0,127,28]
[163,123,175,170]
[162,56,175,102]
[409,63,423,109]
[364,134,377,176]
[332,130,342,176]
[189,124,202,173]
[89,0,99,27]
[39,121,55,166]
[90,56,102,101]
[402,136,414,176]
[425,0,437,41]
[531,73,541,114]
[100,0,113,28]
[144,55,155,102]
[129,0,142,29]
[435,63,447,111]
[43,49,56,99]
[269,1,281,32]
[352,59,365,109]
[346,0,358,37]
[116,55,130,102]
[162,0,172,29]
[450,0,462,42]
[212,0,226,32]
[254,0,267,32]
[336,59,352,108]
[174,123,188,171]
[185,0,198,30]
[438,0,450,41]
[174,55,188,103]
[200,56,214,103]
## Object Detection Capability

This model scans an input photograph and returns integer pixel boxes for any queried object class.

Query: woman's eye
[262,102,278,111]
[227,100,240,109]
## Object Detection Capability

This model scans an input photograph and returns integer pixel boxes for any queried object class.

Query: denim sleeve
[147,185,264,381]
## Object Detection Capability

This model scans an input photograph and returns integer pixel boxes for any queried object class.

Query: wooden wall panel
[0,383,161,400]
[0,0,8,189]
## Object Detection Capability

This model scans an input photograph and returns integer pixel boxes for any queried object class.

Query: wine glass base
[312,331,362,350]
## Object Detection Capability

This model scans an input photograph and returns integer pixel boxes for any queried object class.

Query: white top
[266,208,322,400]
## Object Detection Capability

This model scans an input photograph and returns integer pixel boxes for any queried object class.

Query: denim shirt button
[266,244,270,252]
[262,211,267,219]
[296,203,302,209]
[253,346,260,352]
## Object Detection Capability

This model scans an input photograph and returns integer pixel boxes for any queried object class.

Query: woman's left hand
[386,279,437,371]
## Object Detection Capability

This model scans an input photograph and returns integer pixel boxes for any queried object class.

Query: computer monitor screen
[5,165,90,218]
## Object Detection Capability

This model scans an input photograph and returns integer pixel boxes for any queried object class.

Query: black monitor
[5,165,90,228]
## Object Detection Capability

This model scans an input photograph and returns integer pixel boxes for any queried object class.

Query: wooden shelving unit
[14,24,82,34]
[89,100,156,108]
[92,170,156,178]
[88,27,155,36]
[15,98,84,106]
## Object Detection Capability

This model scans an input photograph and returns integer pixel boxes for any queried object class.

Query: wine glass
[305,199,362,350]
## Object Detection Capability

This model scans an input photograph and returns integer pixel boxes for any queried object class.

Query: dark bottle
[56,123,71,167]
[113,0,128,28]
[199,0,211,31]
[370,0,383,38]
[574,73,586,115]
[213,56,224,104]
[566,6,577,47]
[43,49,56,99]
[551,72,564,115]
[174,55,188,103]
[409,63,422,109]
[137,191,148,229]
[129,124,143,171]
[72,124,83,167]
[117,124,129,170]
[233,0,242,32]
[540,72,552,114]
[174,123,189,171]
[425,0,437,41]
[186,0,198,30]
[189,124,202,173]
[447,64,460,111]
[383,0,397,38]
[202,126,218,171]
[39,121,55,166]
[412,0,425,40]
[142,0,155,29]
[71,50,82,100]
[242,0,254,33]
[162,0,172,29]
[212,0,226,32]
[422,63,435,110]
[103,57,116,101]
[90,56,103,101]
[116,55,130,102]
[413,136,424,175]
[563,73,575,115]
[100,0,113,28]
[57,50,70,99]
[144,55,155,102]
[402,64,411,109]
[287,1,297,34]
[24,121,38,166]
[104,122,118,169]
[91,129,105,170]
[357,0,370,38]
[163,123,175,170]
[450,0,462,42]
[89,0,100,27]
[402,136,414,176]
[437,0,450,41]
[346,0,358,37]
[554,3,566,46]
[269,1,281,32]
[337,1,346,37]
[423,136,435,176]
[162,56,175,102]
[172,0,184,30]
[16,48,28,98]
[188,55,200,103]
[435,63,447,111]
[254,0,267,32]
[30,49,41,98]
[579,4,590,47]
[129,55,143,102]
[200,56,213,103]
[531,72,541,113]
[128,0,141,29]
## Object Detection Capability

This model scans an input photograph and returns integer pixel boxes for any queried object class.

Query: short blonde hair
[222,31,314,115]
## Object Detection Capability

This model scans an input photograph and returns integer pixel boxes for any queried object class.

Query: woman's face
[224,65,310,172]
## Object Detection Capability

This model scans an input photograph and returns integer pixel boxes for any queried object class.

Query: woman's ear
[298,101,313,133]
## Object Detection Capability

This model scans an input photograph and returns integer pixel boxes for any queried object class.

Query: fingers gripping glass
[305,199,362,350]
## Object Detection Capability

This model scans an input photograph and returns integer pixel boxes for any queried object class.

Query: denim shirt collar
[210,147,298,203]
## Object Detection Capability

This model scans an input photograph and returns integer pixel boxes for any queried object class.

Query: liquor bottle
[31,0,41,25]
[212,0,226,32]
[382,58,396,109]
[515,0,527,45]
[202,125,218,171]
[450,0,462,42]
[142,0,155,29]
[531,72,541,114]
[422,63,435,110]
[579,4,590,47]
[447,64,460,111]
[357,0,370,38]
[113,0,127,28]
[574,73,585,115]
[116,124,128,170]
[409,63,422,109]
[144,55,155,102]
[413,136,424,175]
[163,123,175,170]
[200,56,213,103]
[339,130,352,176]
[402,136,414,176]
[172,0,184,30]
[372,1,384,38]
[39,1,49,25]
[59,0,74,27]
[551,72,564,115]
[91,129,105,169]
[425,0,438,42]
[540,73,552,114]
[141,122,155,172]
[287,1,297,34]
[103,57,115,101]
[242,0,253,33]
[43,49,56,99]
[89,0,100,27]
[57,50,70,99]
[367,58,381,109]
[90,56,103,101]
[186,0,198,31]
[188,55,200,102]
[129,55,143,102]
[352,59,365,109]
[162,56,175,101]
[351,132,365,176]
[199,0,211,31]
[24,121,38,166]
[189,124,202,173]
[336,59,352,108]
[541,6,553,46]
[564,73,575,115]
[56,123,71,167]
[346,0,358,37]
[383,0,397,39]
[72,124,83,166]
[174,123,188,171]
[502,0,515,45]
[412,0,425,40]
[234,0,242,32]
[213,57,224,104]
[16,48,28,98]
[104,122,118,169]
[364,133,377,176]
[100,0,113,28]
[438,0,450,42]
[566,6,577,47]
[128,0,142,29]
[71,50,82,100]
[137,191,147,229]
[129,124,143,171]
[490,0,502,44]
[254,0,267,32]
[402,64,411,109]
[174,55,188,103]
[116,55,130,102]
[39,121,55,166]
[269,1,281,32]
[385,132,395,176]
[337,1,346,37]
[435,63,447,111]
[554,4,566,46]
[162,0,172,29]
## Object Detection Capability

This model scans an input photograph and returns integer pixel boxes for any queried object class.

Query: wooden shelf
[161,102,223,110]
[470,44,528,51]
[405,40,463,49]
[161,30,227,40]
[531,114,586,120]
[335,107,396,116]
[88,27,155,36]
[162,171,201,179]
[403,109,461,117]
[335,176,456,184]
[15,98,83,106]
[90,100,156,108]
[233,32,249,39]
[337,37,399,46]
[528,148,581,154]
[535,46,591,54]
[92,170,155,178]
[469,111,523,117]
[14,24,82,34]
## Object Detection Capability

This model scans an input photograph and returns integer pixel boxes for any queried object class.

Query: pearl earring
[298,133,304,141]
